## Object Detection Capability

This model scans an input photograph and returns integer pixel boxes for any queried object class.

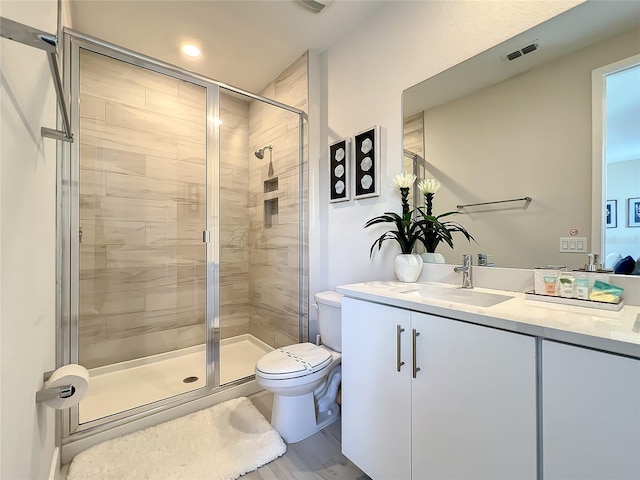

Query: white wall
[317,0,584,291]
[0,0,59,478]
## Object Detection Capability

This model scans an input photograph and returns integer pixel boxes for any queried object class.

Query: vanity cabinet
[542,340,640,479]
[342,298,537,479]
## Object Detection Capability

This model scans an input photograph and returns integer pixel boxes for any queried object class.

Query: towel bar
[1,17,73,143]
[457,196,532,209]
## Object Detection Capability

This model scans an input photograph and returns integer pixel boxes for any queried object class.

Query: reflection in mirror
[403,114,426,216]
[595,57,640,269]
[402,1,640,271]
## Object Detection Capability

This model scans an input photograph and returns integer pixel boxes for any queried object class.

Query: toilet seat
[256,343,332,380]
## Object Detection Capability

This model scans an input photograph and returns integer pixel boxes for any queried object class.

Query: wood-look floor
[247,391,369,480]
[61,391,368,480]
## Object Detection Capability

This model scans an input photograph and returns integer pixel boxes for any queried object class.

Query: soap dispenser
[585,253,600,272]
[582,253,613,273]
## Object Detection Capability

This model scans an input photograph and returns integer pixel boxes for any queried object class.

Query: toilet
[255,290,342,443]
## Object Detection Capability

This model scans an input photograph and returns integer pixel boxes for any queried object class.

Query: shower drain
[183,376,199,383]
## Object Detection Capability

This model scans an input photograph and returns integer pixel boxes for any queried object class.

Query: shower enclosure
[59,31,307,438]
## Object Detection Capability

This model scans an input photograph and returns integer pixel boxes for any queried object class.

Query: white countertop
[336,281,640,358]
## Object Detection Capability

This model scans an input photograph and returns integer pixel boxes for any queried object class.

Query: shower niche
[264,177,279,193]
[264,178,279,228]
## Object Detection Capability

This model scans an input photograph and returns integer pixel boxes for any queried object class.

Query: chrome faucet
[454,254,473,289]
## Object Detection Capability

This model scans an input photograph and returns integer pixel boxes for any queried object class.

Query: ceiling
[69,0,387,94]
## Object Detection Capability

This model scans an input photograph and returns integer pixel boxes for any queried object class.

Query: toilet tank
[314,290,343,353]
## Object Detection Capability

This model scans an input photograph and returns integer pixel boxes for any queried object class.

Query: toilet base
[271,391,340,443]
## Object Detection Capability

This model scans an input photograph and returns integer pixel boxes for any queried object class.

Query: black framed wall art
[353,126,379,199]
[628,197,640,227]
[329,138,350,203]
[606,200,617,228]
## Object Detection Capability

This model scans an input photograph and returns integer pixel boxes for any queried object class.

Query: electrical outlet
[559,237,587,253]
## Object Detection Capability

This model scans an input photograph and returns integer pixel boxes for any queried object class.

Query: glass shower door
[217,88,303,385]
[75,48,208,424]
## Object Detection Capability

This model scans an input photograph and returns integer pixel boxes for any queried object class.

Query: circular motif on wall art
[360,157,372,171]
[361,175,373,190]
[361,138,372,154]
[335,180,345,194]
[335,147,345,162]
[334,164,345,178]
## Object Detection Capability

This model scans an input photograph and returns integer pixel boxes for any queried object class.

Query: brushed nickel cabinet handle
[396,325,405,372]
[412,328,421,378]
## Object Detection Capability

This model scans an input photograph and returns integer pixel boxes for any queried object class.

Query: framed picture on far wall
[628,197,640,227]
[353,126,380,199]
[329,138,350,203]
[606,200,617,228]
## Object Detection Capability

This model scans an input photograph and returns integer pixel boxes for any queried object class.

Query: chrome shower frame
[58,28,307,442]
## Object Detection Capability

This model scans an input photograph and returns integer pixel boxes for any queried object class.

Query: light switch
[559,237,587,253]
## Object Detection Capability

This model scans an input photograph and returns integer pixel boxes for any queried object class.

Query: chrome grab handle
[412,329,421,378]
[396,325,405,372]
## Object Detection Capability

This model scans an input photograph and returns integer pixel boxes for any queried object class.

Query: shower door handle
[396,325,405,372]
[412,328,421,378]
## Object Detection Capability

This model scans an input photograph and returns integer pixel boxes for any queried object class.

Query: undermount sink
[400,284,514,308]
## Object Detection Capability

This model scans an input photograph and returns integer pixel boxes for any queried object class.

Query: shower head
[254,145,272,159]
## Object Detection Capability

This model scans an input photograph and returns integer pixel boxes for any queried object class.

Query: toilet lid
[256,343,332,379]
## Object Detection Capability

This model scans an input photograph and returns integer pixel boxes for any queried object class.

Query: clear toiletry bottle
[543,276,558,296]
[558,272,575,298]
[575,274,589,300]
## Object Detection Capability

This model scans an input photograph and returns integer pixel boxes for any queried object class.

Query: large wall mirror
[403,1,640,272]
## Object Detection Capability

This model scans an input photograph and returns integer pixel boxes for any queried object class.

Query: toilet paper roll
[43,364,89,409]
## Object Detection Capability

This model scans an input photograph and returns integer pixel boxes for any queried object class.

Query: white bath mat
[67,397,286,480]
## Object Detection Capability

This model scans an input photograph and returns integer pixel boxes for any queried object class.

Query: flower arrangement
[365,172,423,256]
[414,178,475,253]
[365,172,475,257]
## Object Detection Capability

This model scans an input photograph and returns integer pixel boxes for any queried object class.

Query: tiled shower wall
[404,112,424,175]
[248,52,309,348]
[78,49,307,367]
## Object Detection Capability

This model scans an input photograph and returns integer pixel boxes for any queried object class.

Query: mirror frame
[591,53,640,266]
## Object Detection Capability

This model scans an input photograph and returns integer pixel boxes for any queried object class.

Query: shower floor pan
[78,334,272,424]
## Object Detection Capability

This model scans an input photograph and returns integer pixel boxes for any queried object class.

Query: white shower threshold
[79,334,273,424]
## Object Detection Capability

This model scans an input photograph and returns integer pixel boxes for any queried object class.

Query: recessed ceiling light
[182,44,201,58]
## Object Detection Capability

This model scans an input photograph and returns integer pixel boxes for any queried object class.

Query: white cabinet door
[342,298,412,480]
[411,312,538,480]
[543,340,640,480]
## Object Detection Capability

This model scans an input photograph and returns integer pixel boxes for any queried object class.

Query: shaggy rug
[67,397,286,480]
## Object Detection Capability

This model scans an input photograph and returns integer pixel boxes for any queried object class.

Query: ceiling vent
[297,0,333,13]
[503,40,540,61]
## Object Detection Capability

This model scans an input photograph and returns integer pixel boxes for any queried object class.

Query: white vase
[394,253,424,282]
[421,252,445,264]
